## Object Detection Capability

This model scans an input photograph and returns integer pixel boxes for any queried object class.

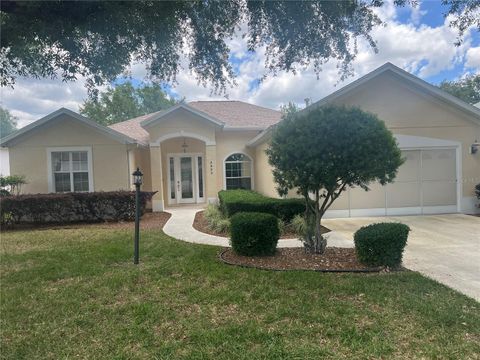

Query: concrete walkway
[164,207,480,301]
[323,214,480,301]
[163,206,352,248]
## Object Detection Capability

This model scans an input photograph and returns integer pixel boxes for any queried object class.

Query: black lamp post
[132,167,143,264]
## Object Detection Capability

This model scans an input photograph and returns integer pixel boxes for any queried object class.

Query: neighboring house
[0,148,9,175]
[1,63,479,216]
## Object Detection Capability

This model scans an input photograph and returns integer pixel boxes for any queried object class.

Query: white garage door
[341,148,459,217]
[386,149,457,215]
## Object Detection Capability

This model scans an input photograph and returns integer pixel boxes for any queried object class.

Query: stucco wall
[143,108,261,204]
[145,108,217,145]
[215,131,259,192]
[336,72,480,199]
[254,141,278,198]
[8,115,130,194]
[252,72,480,213]
[149,131,260,203]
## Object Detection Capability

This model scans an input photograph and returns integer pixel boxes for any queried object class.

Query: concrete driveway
[323,214,480,301]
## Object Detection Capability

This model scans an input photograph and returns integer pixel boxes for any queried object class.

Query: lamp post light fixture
[132,167,143,264]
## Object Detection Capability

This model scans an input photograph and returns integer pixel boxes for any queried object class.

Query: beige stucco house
[2,63,479,216]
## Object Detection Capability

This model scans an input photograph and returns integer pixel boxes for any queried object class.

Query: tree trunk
[313,197,327,254]
[303,205,315,253]
[303,191,327,254]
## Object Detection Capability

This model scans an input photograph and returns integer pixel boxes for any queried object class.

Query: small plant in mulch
[204,204,230,234]
[194,206,329,239]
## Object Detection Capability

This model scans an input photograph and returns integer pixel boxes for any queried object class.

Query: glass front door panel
[198,157,203,198]
[169,157,175,199]
[180,157,193,199]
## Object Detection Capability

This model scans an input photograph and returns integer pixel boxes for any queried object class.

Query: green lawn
[1,227,479,359]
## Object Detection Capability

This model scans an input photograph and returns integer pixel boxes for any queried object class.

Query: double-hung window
[49,148,92,192]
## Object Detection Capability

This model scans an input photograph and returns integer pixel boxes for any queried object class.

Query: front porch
[149,135,218,211]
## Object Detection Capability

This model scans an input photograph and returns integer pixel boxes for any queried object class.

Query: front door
[168,154,204,205]
[178,156,194,203]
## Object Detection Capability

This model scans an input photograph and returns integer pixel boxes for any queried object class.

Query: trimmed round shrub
[230,212,280,256]
[354,222,410,268]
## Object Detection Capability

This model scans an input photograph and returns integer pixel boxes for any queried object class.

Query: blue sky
[2,0,479,127]
[395,0,479,84]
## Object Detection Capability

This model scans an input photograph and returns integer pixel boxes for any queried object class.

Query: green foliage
[230,212,279,256]
[79,81,176,125]
[291,214,308,237]
[268,104,403,197]
[0,189,10,197]
[0,174,26,195]
[0,1,428,95]
[267,104,403,253]
[279,101,302,117]
[0,191,155,225]
[354,223,410,268]
[203,204,230,234]
[443,0,480,44]
[0,107,17,138]
[218,190,305,222]
[277,218,286,236]
[439,74,480,104]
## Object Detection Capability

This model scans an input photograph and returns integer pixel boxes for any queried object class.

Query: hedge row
[218,190,305,222]
[0,191,156,225]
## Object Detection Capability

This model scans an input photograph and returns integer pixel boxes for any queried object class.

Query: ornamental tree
[267,105,403,254]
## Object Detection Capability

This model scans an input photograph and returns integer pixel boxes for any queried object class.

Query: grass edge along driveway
[1,227,479,359]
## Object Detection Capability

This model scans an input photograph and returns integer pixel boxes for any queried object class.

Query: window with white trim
[51,151,90,192]
[225,153,252,190]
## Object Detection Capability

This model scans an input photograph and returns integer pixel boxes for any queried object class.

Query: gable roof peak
[1,107,138,147]
[140,102,225,128]
[305,62,480,122]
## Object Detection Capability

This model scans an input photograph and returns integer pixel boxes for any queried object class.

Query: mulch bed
[193,210,330,239]
[220,247,386,272]
[1,212,172,232]
[193,210,228,236]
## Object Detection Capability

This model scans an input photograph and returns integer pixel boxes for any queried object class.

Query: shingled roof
[109,101,281,144]
[108,112,157,146]
[188,101,281,128]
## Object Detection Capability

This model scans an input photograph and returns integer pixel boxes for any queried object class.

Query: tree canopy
[79,81,176,125]
[439,74,480,104]
[267,104,403,253]
[0,107,18,138]
[1,0,477,96]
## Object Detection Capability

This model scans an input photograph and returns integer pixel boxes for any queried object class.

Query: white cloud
[410,3,428,25]
[465,47,480,71]
[0,75,89,128]
[2,1,478,127]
